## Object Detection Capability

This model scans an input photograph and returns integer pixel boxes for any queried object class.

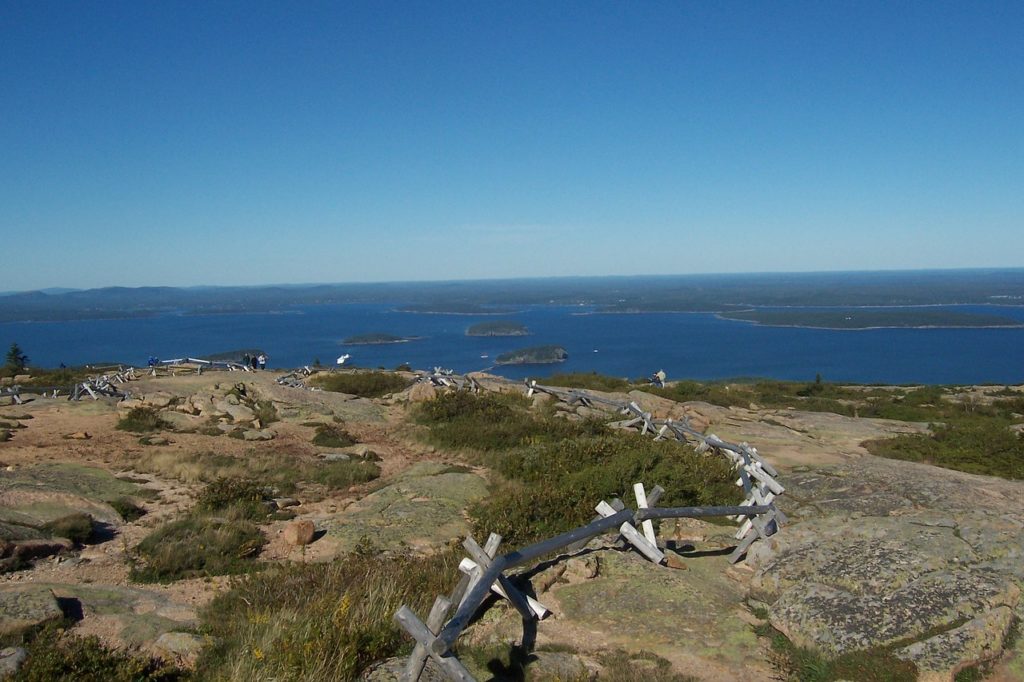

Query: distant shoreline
[713,313,1024,331]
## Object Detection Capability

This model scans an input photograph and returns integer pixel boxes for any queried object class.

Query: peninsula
[718,308,1024,330]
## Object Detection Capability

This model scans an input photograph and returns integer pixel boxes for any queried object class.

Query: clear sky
[1,1,1022,290]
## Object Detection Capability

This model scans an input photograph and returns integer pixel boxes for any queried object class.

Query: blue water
[2,304,1023,385]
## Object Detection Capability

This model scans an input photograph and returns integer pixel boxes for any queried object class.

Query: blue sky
[1,1,1021,289]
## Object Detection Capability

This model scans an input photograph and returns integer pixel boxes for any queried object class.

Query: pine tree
[5,342,29,372]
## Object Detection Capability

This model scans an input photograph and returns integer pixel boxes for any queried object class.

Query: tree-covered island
[342,333,420,345]
[494,345,568,365]
[465,321,530,337]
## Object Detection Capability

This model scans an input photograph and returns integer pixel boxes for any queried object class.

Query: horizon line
[5,265,1024,297]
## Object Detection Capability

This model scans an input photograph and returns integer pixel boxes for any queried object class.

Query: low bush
[253,399,278,425]
[472,433,739,546]
[542,371,634,392]
[864,418,1024,480]
[756,622,917,682]
[195,549,461,681]
[109,497,147,522]
[130,449,380,493]
[416,391,739,546]
[42,513,94,544]
[311,371,412,398]
[306,460,382,489]
[312,424,358,448]
[416,391,598,454]
[196,477,272,521]
[130,515,266,583]
[116,407,167,433]
[13,623,182,681]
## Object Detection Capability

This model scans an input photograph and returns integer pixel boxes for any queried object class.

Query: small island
[466,321,530,337]
[342,333,419,345]
[495,345,569,365]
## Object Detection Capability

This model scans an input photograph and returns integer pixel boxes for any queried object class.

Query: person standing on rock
[258,353,267,370]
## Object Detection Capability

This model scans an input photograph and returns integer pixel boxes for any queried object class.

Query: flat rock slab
[0,462,143,527]
[748,456,1024,678]
[41,583,198,648]
[533,548,773,682]
[0,585,63,639]
[318,462,488,556]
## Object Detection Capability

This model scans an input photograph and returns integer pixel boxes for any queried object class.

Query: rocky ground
[1,370,1021,681]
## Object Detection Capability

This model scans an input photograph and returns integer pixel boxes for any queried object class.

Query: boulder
[10,537,74,561]
[564,555,600,581]
[0,586,63,639]
[283,520,316,546]
[321,453,351,462]
[141,392,174,409]
[152,632,204,667]
[65,431,91,440]
[0,647,27,680]
[408,383,438,402]
[223,403,256,423]
[242,429,274,441]
[158,411,204,430]
[527,651,593,681]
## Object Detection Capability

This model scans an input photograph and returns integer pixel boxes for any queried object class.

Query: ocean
[2,303,1023,385]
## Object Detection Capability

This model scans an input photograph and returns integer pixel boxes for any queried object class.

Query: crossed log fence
[393,374,787,681]
[1,356,263,406]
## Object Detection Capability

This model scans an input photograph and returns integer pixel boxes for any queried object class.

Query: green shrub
[254,399,279,425]
[196,477,272,520]
[864,418,1024,480]
[307,460,381,489]
[196,549,461,681]
[42,513,94,544]
[472,434,739,546]
[312,424,358,448]
[13,623,181,681]
[311,371,412,398]
[417,391,597,454]
[109,497,147,522]
[0,430,10,442]
[756,622,917,682]
[130,515,266,583]
[130,449,377,494]
[543,371,633,392]
[116,407,167,433]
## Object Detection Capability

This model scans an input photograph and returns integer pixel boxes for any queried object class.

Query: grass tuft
[13,623,182,681]
[116,407,167,433]
[42,513,94,544]
[195,549,461,681]
[312,424,358,448]
[130,514,266,583]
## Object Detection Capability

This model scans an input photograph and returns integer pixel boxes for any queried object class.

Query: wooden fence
[393,375,786,681]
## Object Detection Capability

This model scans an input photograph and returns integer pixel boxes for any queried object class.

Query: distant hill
[2,269,1023,322]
